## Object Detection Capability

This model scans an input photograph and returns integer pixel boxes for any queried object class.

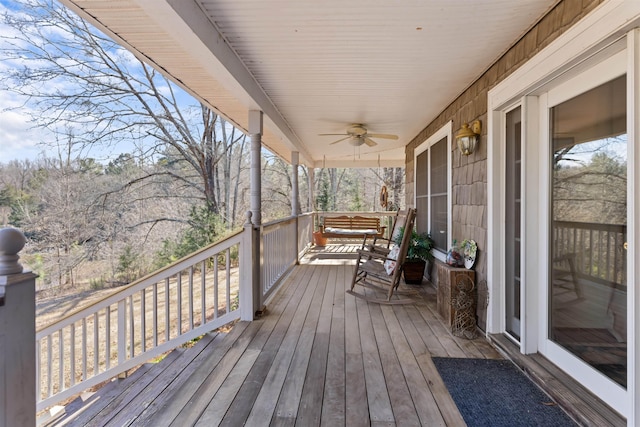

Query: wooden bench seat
[319,215,385,239]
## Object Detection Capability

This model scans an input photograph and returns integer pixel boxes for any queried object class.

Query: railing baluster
[165,277,170,342]
[70,323,75,387]
[129,296,134,359]
[58,329,63,392]
[214,256,219,318]
[36,339,41,401]
[105,307,111,370]
[226,248,231,311]
[201,261,206,325]
[153,283,158,348]
[117,300,126,366]
[177,271,182,335]
[189,266,194,331]
[93,312,99,376]
[47,335,52,398]
[82,318,87,381]
[141,289,146,353]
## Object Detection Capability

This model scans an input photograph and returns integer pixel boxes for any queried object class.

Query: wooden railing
[34,213,314,412]
[297,212,313,259]
[261,213,312,303]
[553,220,626,287]
[35,230,249,411]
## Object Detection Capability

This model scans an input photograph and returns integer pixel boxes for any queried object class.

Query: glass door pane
[549,75,627,387]
[505,106,522,340]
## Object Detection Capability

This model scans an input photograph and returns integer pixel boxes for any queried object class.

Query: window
[414,123,451,254]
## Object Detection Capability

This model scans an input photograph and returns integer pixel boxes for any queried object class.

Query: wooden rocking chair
[347,208,417,304]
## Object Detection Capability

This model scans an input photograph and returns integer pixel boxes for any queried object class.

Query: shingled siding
[405,0,603,330]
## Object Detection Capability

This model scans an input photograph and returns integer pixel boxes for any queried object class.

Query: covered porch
[45,246,497,426]
[3,0,640,425]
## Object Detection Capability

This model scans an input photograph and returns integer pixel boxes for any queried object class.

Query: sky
[0,1,52,162]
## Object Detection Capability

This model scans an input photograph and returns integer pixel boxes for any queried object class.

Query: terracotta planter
[403,259,426,284]
[313,231,327,246]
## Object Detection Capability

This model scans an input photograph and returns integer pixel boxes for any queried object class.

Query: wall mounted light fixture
[455,120,481,156]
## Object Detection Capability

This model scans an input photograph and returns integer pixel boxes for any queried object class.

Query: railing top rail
[315,210,397,216]
[262,215,297,229]
[36,229,244,336]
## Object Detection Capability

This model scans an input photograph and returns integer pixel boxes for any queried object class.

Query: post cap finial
[0,227,26,275]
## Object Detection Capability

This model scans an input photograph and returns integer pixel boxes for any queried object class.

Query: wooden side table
[436,262,476,326]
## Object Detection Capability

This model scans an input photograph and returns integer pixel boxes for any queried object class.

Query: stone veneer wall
[405,0,603,330]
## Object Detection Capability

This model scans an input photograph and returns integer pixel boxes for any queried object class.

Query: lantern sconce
[456,120,481,156]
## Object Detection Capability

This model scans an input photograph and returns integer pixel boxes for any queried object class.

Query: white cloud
[0,91,47,163]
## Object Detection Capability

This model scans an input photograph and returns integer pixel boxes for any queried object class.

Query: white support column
[249,110,263,226]
[291,151,300,216]
[308,167,315,212]
[0,227,36,427]
[248,111,263,316]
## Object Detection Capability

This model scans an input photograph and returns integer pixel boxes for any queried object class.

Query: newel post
[0,227,37,427]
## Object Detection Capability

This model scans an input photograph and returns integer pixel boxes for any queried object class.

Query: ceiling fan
[319,124,398,147]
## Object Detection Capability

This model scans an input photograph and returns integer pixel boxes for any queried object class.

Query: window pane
[431,194,447,251]
[416,196,428,235]
[416,150,428,196]
[431,137,447,194]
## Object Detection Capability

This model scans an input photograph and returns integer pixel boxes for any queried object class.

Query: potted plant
[393,227,435,284]
[313,216,327,246]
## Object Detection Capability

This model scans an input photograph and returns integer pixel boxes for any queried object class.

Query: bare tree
[1,0,247,220]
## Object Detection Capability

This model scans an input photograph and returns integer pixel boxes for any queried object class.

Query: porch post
[291,151,301,216]
[249,110,263,226]
[248,110,263,316]
[0,227,36,427]
[308,167,315,211]
[291,151,301,263]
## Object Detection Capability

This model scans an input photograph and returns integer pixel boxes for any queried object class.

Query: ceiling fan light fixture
[349,136,365,146]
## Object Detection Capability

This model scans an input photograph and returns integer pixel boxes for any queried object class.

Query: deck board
[294,264,334,426]
[356,289,395,424]
[58,244,506,426]
[320,264,347,427]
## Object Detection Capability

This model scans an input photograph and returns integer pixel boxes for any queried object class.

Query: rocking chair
[347,208,417,304]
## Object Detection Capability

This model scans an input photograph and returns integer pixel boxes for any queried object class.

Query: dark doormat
[432,358,576,427]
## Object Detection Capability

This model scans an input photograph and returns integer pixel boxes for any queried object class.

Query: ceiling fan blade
[329,136,352,145]
[319,133,349,136]
[363,137,378,147]
[366,133,398,140]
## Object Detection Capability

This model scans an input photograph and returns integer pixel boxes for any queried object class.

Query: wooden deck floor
[52,244,502,426]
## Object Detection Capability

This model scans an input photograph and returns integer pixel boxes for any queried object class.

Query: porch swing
[347,208,418,304]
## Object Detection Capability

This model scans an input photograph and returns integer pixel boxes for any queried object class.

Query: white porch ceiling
[61,0,559,168]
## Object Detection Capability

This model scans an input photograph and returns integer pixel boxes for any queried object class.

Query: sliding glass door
[549,75,627,388]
